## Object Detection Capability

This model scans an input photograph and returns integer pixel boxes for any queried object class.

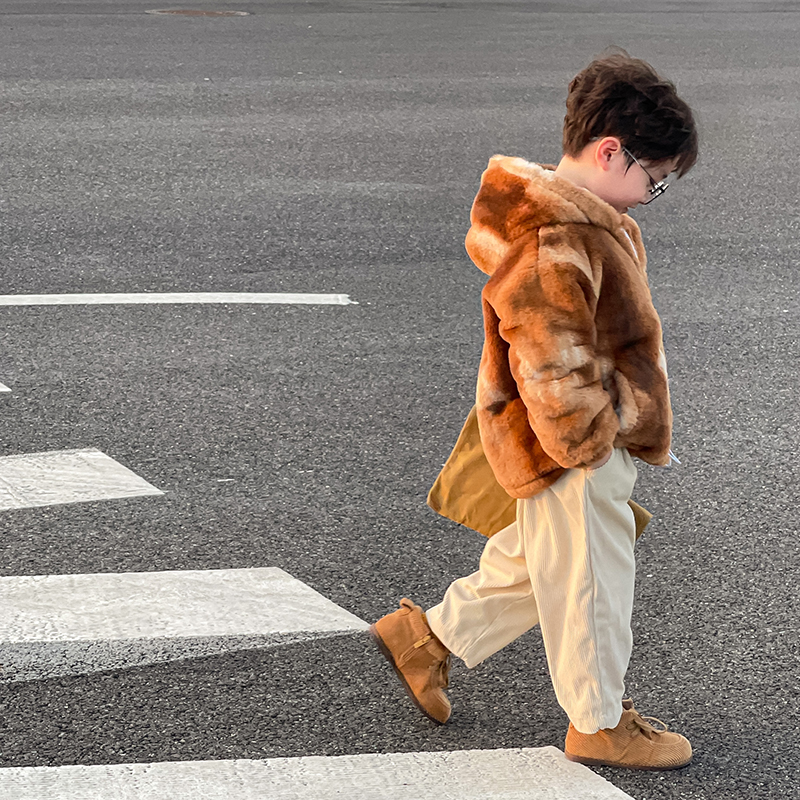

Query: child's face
[598,150,679,215]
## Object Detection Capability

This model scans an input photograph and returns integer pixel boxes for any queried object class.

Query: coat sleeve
[487,226,620,469]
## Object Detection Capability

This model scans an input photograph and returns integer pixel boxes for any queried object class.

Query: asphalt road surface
[1,1,799,798]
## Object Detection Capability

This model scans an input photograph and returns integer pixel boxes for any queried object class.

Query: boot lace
[627,711,669,739]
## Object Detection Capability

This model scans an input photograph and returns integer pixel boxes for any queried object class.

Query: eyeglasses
[622,147,668,204]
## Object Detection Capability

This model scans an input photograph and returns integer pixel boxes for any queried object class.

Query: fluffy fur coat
[468,156,672,499]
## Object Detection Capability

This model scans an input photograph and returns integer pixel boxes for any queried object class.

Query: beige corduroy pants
[426,447,638,734]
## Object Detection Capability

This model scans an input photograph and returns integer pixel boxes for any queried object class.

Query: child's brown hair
[563,51,698,177]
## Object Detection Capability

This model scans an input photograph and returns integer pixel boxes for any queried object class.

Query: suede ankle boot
[565,699,692,770]
[370,598,451,724]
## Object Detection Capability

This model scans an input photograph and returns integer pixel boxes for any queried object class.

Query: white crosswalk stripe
[0,292,357,306]
[0,448,163,511]
[0,567,368,681]
[0,566,367,642]
[0,748,633,799]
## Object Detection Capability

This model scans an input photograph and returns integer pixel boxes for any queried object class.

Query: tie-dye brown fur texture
[468,156,672,498]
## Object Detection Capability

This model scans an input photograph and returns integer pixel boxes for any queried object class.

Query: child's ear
[595,137,623,169]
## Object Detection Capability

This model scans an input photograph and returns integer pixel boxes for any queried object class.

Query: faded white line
[0,748,634,799]
[0,567,368,642]
[0,448,162,511]
[0,292,356,306]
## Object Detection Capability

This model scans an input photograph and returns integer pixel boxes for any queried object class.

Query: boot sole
[369,623,448,725]
[565,751,692,771]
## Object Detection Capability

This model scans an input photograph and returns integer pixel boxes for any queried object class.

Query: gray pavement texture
[0,1,799,798]
[0,631,343,684]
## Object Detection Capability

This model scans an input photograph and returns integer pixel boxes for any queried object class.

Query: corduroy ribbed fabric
[426,447,638,734]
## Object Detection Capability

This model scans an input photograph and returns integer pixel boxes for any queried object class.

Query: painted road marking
[0,567,368,642]
[0,292,356,306]
[0,747,634,799]
[0,448,162,511]
[0,382,9,392]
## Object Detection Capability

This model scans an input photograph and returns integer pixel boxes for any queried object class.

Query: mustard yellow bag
[427,405,651,539]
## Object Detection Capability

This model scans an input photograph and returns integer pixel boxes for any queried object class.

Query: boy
[370,52,698,771]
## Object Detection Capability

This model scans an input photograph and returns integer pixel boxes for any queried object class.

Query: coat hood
[465,155,638,277]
